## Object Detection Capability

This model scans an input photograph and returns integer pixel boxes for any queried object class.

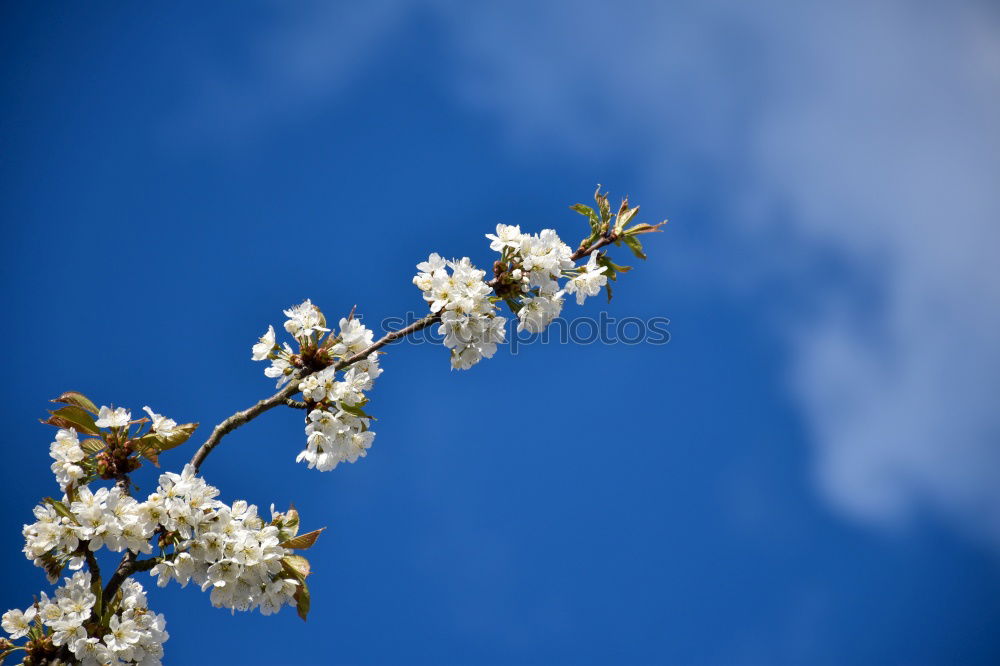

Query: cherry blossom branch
[98,230,628,618]
[187,311,441,473]
[11,188,665,666]
[186,236,613,475]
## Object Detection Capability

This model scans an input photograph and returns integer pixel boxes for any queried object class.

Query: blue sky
[2,1,999,664]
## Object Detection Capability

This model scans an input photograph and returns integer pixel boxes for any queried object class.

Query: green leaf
[44,497,79,525]
[570,203,602,238]
[503,297,522,314]
[42,406,100,436]
[133,434,161,466]
[624,220,667,235]
[80,438,106,455]
[101,588,121,626]
[293,579,311,621]
[605,282,614,303]
[280,528,326,550]
[339,403,375,420]
[594,185,611,224]
[51,391,98,414]
[622,234,647,260]
[281,554,311,579]
[280,553,314,621]
[283,506,301,536]
[613,201,639,234]
[155,423,198,451]
[90,569,103,620]
[272,504,301,543]
[596,254,632,282]
[131,423,198,466]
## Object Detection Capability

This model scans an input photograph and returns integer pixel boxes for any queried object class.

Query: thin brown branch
[334,312,441,371]
[571,233,617,262]
[102,550,137,603]
[102,552,159,605]
[187,377,303,472]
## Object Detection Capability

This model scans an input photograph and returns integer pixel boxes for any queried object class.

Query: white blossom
[485,223,523,252]
[146,467,299,615]
[22,501,80,571]
[329,317,381,377]
[251,324,276,361]
[517,293,565,334]
[142,406,178,438]
[28,578,171,666]
[332,317,374,356]
[297,408,374,472]
[563,252,608,305]
[413,254,506,369]
[295,316,383,471]
[69,486,154,554]
[1,606,36,639]
[283,299,328,340]
[95,406,131,429]
[103,614,140,659]
[516,228,574,293]
[73,637,113,665]
[263,343,296,388]
[49,427,85,490]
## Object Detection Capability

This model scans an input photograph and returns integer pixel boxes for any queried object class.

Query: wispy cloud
[181,0,1000,547]
[440,0,1000,547]
[171,1,412,140]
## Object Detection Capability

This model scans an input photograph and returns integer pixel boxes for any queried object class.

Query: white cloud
[433,0,1000,543]
[172,0,411,139]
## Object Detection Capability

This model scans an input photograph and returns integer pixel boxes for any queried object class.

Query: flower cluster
[563,251,609,305]
[298,406,374,472]
[254,324,296,388]
[21,497,82,578]
[254,299,332,388]
[41,397,195,496]
[78,580,168,666]
[487,224,607,333]
[282,299,329,341]
[50,427,85,491]
[1,573,168,666]
[22,486,155,577]
[253,302,385,471]
[72,486,155,554]
[413,254,506,369]
[296,316,382,471]
[148,466,300,615]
